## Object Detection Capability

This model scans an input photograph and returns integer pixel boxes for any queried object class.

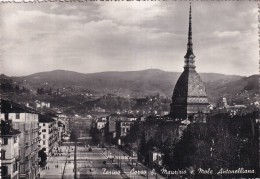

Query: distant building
[116,120,135,137]
[1,120,21,179]
[1,99,40,179]
[92,117,107,131]
[56,111,67,119]
[35,100,50,109]
[220,97,228,108]
[39,115,58,156]
[148,149,164,167]
[115,115,138,138]
[56,111,69,139]
[92,107,106,113]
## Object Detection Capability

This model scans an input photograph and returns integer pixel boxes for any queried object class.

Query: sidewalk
[39,145,72,179]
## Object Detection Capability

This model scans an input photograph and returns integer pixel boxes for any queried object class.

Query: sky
[0,1,258,76]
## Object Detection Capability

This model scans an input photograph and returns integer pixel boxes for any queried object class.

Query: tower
[170,4,210,120]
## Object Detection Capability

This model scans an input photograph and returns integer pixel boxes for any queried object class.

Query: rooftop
[39,114,55,123]
[1,99,38,114]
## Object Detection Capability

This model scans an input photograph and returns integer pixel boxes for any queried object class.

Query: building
[218,97,228,109]
[116,120,135,137]
[38,115,58,156]
[1,120,21,179]
[91,117,107,131]
[0,99,40,179]
[115,115,138,138]
[170,4,210,120]
[148,148,164,167]
[35,100,50,109]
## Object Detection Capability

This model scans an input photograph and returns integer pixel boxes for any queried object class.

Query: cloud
[97,1,167,25]
[213,31,241,38]
[0,2,258,76]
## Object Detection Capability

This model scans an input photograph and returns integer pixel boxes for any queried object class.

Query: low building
[92,117,107,131]
[1,99,40,179]
[35,100,50,109]
[1,120,21,179]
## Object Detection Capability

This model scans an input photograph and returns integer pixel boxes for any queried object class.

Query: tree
[38,149,47,167]
[70,130,79,142]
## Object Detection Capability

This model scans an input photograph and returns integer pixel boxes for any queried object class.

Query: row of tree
[122,112,259,177]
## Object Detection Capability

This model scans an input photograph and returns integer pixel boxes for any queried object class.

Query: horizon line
[1,68,258,78]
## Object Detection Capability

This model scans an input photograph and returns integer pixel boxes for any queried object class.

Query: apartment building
[39,115,58,156]
[1,99,40,179]
[1,120,21,179]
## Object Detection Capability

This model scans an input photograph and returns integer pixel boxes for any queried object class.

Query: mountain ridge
[1,69,258,104]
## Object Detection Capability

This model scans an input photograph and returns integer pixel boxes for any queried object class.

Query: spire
[184,3,195,59]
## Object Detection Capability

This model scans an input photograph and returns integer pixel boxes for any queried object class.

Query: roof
[39,114,55,123]
[170,69,210,119]
[1,120,21,136]
[1,99,38,114]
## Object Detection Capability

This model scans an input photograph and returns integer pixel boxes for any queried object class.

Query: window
[1,150,6,160]
[14,137,17,143]
[43,141,45,145]
[43,123,45,126]
[43,135,45,139]
[4,113,8,120]
[3,138,8,145]
[16,113,20,119]
[15,161,18,171]
[42,129,46,132]
[2,166,8,176]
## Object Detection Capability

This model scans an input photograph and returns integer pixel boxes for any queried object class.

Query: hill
[2,69,258,105]
[20,69,242,97]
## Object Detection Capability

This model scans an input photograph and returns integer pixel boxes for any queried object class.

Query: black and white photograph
[0,1,259,179]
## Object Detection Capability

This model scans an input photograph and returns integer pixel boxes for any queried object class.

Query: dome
[170,68,209,119]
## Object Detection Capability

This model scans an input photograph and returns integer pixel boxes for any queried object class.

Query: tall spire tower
[170,3,210,120]
[184,3,195,68]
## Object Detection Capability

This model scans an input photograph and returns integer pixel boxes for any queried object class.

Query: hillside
[19,69,242,97]
[2,69,258,105]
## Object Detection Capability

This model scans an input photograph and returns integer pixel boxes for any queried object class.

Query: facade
[35,101,50,109]
[1,120,21,179]
[170,5,209,120]
[39,115,58,156]
[115,115,138,138]
[116,121,135,137]
[107,114,138,138]
[96,117,107,130]
[148,149,164,167]
[1,99,40,179]
[218,97,228,109]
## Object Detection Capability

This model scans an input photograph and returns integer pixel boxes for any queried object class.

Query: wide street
[39,144,164,179]
[40,118,164,179]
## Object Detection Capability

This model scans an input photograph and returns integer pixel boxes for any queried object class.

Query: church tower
[170,4,210,120]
